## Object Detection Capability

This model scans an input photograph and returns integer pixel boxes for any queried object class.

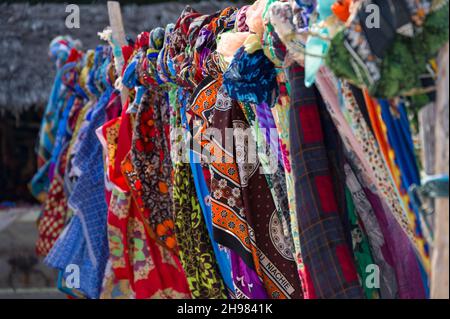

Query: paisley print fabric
[214,95,303,300]
[189,77,266,299]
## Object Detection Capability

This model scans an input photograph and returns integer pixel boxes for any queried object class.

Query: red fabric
[105,104,190,299]
[315,175,339,214]
[298,103,323,143]
[287,64,363,298]
[110,102,132,190]
[332,0,352,22]
[302,264,317,299]
[336,244,359,283]
[66,48,83,63]
[122,45,134,74]
[136,32,150,49]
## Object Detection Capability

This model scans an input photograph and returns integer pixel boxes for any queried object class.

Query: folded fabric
[223,47,278,106]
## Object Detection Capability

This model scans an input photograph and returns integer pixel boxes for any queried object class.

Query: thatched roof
[0,1,243,115]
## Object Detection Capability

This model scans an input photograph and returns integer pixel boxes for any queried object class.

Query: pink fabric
[217,32,250,58]
[315,67,378,185]
[236,5,250,32]
[246,0,267,35]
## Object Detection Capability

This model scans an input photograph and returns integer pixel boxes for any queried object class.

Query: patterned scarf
[191,75,303,299]
[170,90,228,299]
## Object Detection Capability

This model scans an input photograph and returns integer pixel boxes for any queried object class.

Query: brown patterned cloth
[190,76,303,299]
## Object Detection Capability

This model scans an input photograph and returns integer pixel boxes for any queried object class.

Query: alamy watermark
[63,3,382,31]
[365,4,381,29]
[171,126,281,174]
[61,263,379,292]
[365,264,380,289]
[65,4,80,29]
[64,264,80,289]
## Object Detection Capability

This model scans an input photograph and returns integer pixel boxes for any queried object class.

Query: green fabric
[173,161,228,299]
[345,188,380,300]
[172,93,227,299]
[326,4,449,99]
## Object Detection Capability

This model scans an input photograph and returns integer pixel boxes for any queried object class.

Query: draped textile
[287,63,363,299]
[191,75,303,299]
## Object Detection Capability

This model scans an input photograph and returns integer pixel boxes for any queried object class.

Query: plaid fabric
[287,64,363,299]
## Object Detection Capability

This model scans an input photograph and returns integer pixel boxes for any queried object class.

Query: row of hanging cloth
[30,0,449,299]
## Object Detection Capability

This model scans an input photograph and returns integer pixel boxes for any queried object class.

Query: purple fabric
[255,102,284,166]
[364,188,426,299]
[231,251,269,299]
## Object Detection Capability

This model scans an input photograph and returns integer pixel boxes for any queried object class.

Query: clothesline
[29,0,449,300]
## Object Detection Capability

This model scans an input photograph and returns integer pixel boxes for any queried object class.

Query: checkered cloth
[46,89,112,299]
[287,64,363,299]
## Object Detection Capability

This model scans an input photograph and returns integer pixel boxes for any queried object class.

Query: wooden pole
[431,42,449,299]
[107,1,129,106]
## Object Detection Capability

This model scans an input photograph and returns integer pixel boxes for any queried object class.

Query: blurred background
[0,0,243,299]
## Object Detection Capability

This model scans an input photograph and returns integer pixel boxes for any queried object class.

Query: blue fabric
[45,89,112,299]
[295,0,316,27]
[30,161,52,201]
[178,89,235,294]
[49,94,75,174]
[30,62,77,199]
[46,215,88,295]
[74,83,89,101]
[57,269,80,298]
[378,99,428,254]
[379,100,421,189]
[304,0,334,87]
[122,53,141,89]
[87,46,111,98]
[223,47,278,107]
